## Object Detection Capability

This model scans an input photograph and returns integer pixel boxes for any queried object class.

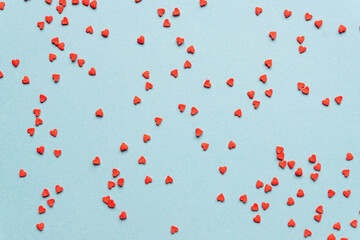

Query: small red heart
[54,150,62,158]
[199,0,207,7]
[0,71,3,79]
[184,60,192,69]
[227,78,234,86]
[350,220,358,228]
[61,17,69,25]
[279,160,287,169]
[178,104,186,112]
[49,53,57,62]
[228,140,236,149]
[142,71,150,79]
[299,46,307,54]
[314,163,321,171]
[247,90,255,99]
[264,59,272,68]
[101,29,109,37]
[316,205,323,214]
[271,177,279,186]
[295,168,303,177]
[187,45,195,54]
[92,156,100,165]
[163,19,171,27]
[0,1,5,10]
[90,0,97,9]
[37,146,45,155]
[195,128,203,137]
[120,143,128,152]
[37,22,45,30]
[143,134,151,143]
[201,143,209,151]
[12,59,20,67]
[133,96,141,105]
[262,202,269,210]
[322,98,330,106]
[35,118,43,126]
[328,189,336,198]
[95,109,103,117]
[308,154,316,163]
[173,7,180,16]
[276,146,284,154]
[253,100,260,109]
[102,196,110,204]
[157,8,165,17]
[70,53,78,62]
[343,190,351,198]
[52,74,60,83]
[346,152,353,160]
[338,25,347,33]
[155,117,162,126]
[50,129,58,137]
[288,219,296,227]
[256,180,264,189]
[45,0,52,4]
[269,31,276,40]
[304,229,312,238]
[47,199,55,207]
[88,67,96,76]
[314,214,322,222]
[284,9,292,18]
[51,37,59,46]
[239,194,247,203]
[138,156,146,164]
[78,59,85,67]
[36,223,44,231]
[117,178,124,187]
[302,86,309,95]
[191,107,198,116]
[107,199,116,208]
[310,173,319,181]
[333,222,341,230]
[253,215,261,223]
[82,0,89,6]
[219,166,227,175]
[119,211,127,220]
[259,74,267,83]
[21,76,30,84]
[217,193,225,202]
[264,184,272,193]
[297,189,304,197]
[19,169,27,177]
[297,82,305,90]
[56,5,64,14]
[335,96,343,105]
[86,25,94,34]
[27,128,35,136]
[59,0,66,6]
[170,69,178,78]
[297,36,305,44]
[108,181,115,189]
[165,176,173,184]
[265,89,273,97]
[287,197,295,206]
[145,82,153,90]
[176,37,184,46]
[203,79,211,88]
[171,226,178,234]
[315,20,323,29]
[255,7,262,16]
[251,203,259,211]
[55,185,63,193]
[305,13,313,21]
[145,176,152,184]
[234,109,242,117]
[112,168,120,177]
[42,189,50,198]
[39,205,46,214]
[45,16,53,24]
[137,36,145,44]
[287,160,295,169]
[342,169,349,178]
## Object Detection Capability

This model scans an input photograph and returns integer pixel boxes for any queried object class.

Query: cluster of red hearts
[2,0,358,239]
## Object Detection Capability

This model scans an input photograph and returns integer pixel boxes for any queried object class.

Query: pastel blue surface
[0,0,359,239]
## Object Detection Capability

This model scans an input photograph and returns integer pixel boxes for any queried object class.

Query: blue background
[0,0,359,239]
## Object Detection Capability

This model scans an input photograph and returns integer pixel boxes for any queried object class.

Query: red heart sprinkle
[33,109,41,117]
[305,13,313,21]
[145,176,152,184]
[57,42,65,51]
[279,160,286,169]
[316,205,323,214]
[346,152,353,160]
[42,189,50,198]
[70,53,78,62]
[227,78,234,86]
[45,0,52,4]
[119,211,127,220]
[112,168,120,178]
[264,184,272,193]
[157,8,165,17]
[170,69,178,78]
[333,222,341,230]
[90,0,97,9]
[264,59,272,68]
[163,19,171,27]
[217,193,225,202]
[37,22,45,30]
[322,98,330,106]
[184,60,192,69]
[271,177,279,186]
[82,0,89,6]
[228,140,236,149]
[219,166,227,175]
[108,181,115,189]
[350,220,357,228]
[49,53,57,62]
[143,134,151,143]
[203,79,211,88]
[253,215,261,223]
[155,117,162,126]
[314,163,321,171]
[310,173,319,181]
[142,71,150,79]
[195,128,203,137]
[269,32,276,40]
[50,129,58,137]
[27,128,35,136]
[176,37,184,46]
[133,96,141,105]
[12,59,20,67]
[314,214,322,222]
[178,104,186,112]
[92,156,100,165]
[287,160,295,169]
[297,82,305,90]
[86,25,94,34]
[78,59,85,67]
[120,143,128,151]
[302,86,309,95]
[327,234,336,240]
[253,100,260,109]
[173,8,180,16]
[262,202,269,210]
[61,17,69,25]
[117,178,124,187]
[315,20,323,29]
[200,0,207,7]
[19,169,27,177]
[187,45,195,54]
[338,25,347,33]
[284,9,292,18]
[37,146,45,155]
[54,149,62,158]
[39,205,46,214]
[287,197,295,206]
[47,199,55,207]
[342,169,349,178]
[343,190,351,198]
[288,219,296,227]
[299,46,307,54]
[88,67,96,76]
[35,118,43,126]
[108,199,116,208]
[21,76,29,85]
[259,74,267,83]
[234,109,242,117]
[265,89,273,97]
[255,7,262,16]
[335,96,343,104]
[171,226,178,234]
[59,0,66,6]
[36,223,44,231]
[165,176,173,184]
[56,5,64,13]
[251,203,259,211]
[201,143,209,151]
[52,74,60,83]
[137,36,145,44]
[138,156,146,164]
[145,82,153,90]
[102,196,110,204]
[191,107,198,116]
[95,109,103,117]
[304,229,312,238]
[101,29,109,37]
[328,189,336,198]
[247,91,255,99]
[297,36,305,44]
[256,180,264,189]
[55,185,63,193]
[239,194,247,203]
[297,189,304,197]
[308,154,316,163]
